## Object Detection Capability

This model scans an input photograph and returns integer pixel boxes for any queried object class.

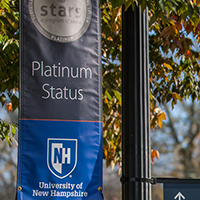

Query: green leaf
[100,0,107,5]
[166,93,173,102]
[149,14,157,27]
[105,90,113,101]
[11,125,16,136]
[113,90,121,105]
[194,4,200,14]
[5,135,11,147]
[6,12,16,22]
[111,0,123,8]
[188,3,194,16]
[0,16,10,25]
[159,0,165,10]
[2,1,10,10]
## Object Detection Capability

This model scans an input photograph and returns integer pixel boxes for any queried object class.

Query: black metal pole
[122,4,151,200]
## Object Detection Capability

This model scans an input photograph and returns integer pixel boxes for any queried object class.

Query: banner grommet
[17,186,22,191]
[98,186,103,191]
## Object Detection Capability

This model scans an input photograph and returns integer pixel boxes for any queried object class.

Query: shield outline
[47,138,78,179]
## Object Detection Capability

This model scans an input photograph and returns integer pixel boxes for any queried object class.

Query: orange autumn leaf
[185,50,190,56]
[185,50,192,59]
[107,36,113,41]
[6,103,12,113]
[158,111,167,128]
[163,63,173,70]
[104,98,109,104]
[193,0,200,5]
[151,149,159,164]
[104,149,108,158]
[175,22,182,31]
[160,112,167,120]
[173,92,182,102]
[158,117,163,129]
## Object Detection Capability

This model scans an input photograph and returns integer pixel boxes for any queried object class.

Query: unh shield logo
[47,138,77,179]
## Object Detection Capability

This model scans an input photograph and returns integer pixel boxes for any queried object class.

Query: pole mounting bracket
[120,176,157,185]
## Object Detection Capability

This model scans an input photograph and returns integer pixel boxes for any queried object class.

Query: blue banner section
[18,120,103,199]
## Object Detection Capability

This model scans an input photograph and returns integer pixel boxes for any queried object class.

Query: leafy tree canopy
[101,0,200,168]
[0,0,18,147]
[1,0,200,168]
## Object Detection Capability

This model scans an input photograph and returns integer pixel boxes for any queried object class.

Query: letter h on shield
[62,147,71,164]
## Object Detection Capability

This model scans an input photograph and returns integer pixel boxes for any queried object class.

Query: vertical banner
[17,0,102,200]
